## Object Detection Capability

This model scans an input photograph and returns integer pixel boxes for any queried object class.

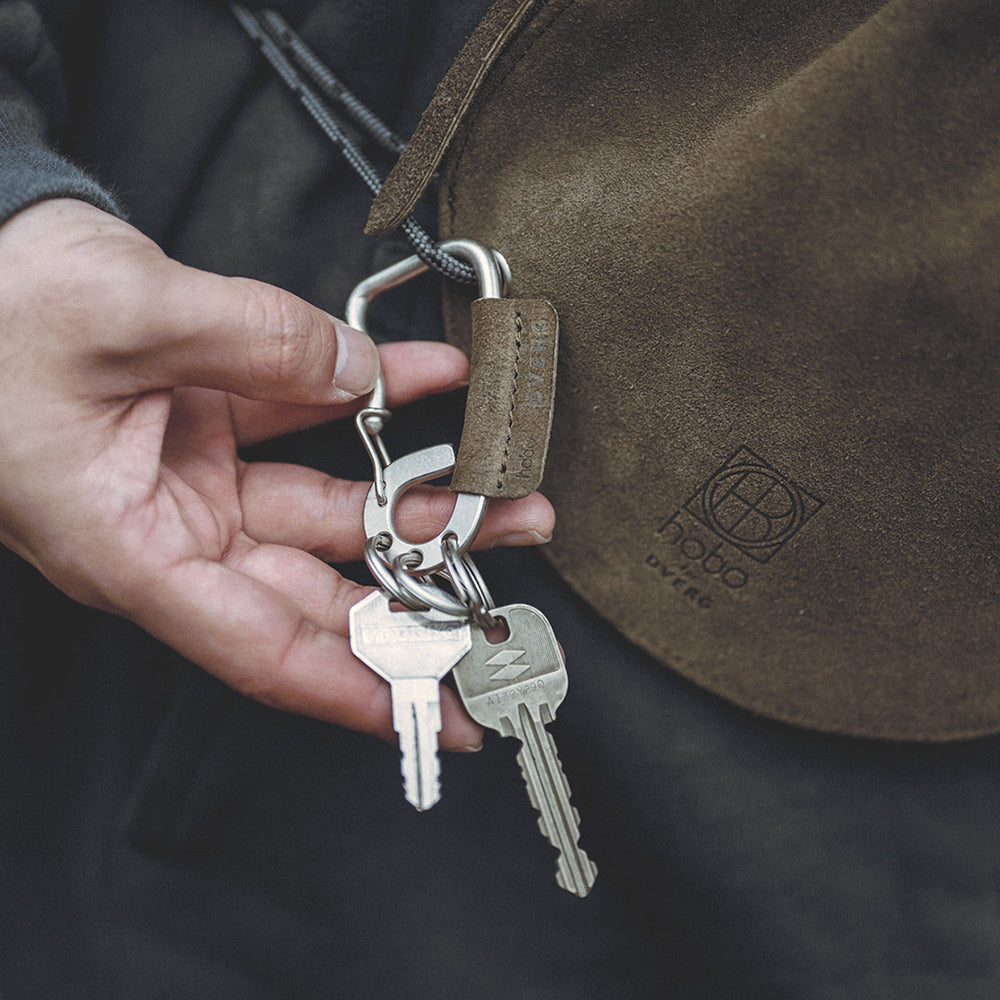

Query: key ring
[441,533,497,629]
[361,534,497,625]
[390,554,473,618]
[362,537,472,617]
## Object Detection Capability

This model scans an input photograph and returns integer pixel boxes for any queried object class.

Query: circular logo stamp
[684,447,823,563]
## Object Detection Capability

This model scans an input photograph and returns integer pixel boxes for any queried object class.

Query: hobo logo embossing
[684,446,823,563]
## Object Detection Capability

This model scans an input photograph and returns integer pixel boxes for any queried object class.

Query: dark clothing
[3,3,1000,997]
[0,1,117,222]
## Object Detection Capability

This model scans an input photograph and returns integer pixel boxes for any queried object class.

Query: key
[350,590,472,811]
[452,604,598,897]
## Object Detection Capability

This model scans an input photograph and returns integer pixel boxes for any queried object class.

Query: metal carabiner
[346,237,507,417]
[346,239,507,571]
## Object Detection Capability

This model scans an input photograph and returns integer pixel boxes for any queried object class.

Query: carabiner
[346,239,506,564]
[346,238,507,448]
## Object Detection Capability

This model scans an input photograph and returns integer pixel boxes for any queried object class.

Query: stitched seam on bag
[498,310,523,490]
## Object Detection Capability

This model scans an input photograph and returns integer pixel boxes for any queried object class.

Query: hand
[0,199,555,749]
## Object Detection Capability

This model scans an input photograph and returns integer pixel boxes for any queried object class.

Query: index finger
[230,340,471,446]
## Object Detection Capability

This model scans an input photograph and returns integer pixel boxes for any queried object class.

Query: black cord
[230,3,478,286]
[259,9,408,159]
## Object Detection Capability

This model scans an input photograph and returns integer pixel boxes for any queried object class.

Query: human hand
[0,199,554,749]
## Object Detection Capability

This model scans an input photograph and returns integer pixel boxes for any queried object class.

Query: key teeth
[515,747,542,811]
[401,757,441,811]
[491,690,598,897]
[516,734,596,896]
[403,777,441,811]
[516,753,562,845]
[555,856,598,898]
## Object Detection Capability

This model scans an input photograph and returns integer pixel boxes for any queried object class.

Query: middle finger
[238,461,555,562]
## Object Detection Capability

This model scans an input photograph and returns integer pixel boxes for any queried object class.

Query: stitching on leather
[498,310,523,490]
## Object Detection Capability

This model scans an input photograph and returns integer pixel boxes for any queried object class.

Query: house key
[453,604,597,896]
[350,590,472,810]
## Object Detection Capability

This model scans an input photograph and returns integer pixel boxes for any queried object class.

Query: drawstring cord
[229,4,479,286]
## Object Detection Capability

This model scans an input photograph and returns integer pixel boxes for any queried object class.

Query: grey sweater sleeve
[0,1,121,225]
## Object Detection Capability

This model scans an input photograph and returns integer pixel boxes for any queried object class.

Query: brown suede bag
[370,0,1000,741]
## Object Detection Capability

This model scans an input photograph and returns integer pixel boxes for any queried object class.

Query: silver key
[350,590,472,811]
[453,604,598,897]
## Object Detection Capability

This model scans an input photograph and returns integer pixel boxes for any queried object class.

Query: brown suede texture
[452,297,558,498]
[364,0,543,237]
[375,0,1000,740]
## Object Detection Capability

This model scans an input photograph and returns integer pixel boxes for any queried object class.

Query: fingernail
[454,741,483,754]
[495,529,553,547]
[331,318,380,401]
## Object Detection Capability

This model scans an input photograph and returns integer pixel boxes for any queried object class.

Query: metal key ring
[363,537,473,618]
[441,534,497,628]
[363,537,428,611]
[389,552,471,618]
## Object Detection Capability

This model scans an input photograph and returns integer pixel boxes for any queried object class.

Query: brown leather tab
[452,297,558,499]
[364,0,543,237]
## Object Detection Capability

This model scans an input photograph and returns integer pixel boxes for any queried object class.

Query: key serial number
[486,678,545,706]
[358,625,458,645]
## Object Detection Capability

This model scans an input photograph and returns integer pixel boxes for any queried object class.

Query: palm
[154,387,256,573]
[94,378,386,731]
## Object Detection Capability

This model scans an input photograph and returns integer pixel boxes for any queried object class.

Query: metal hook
[346,238,506,572]
[345,239,507,436]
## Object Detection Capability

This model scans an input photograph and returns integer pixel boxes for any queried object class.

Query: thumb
[135,258,380,405]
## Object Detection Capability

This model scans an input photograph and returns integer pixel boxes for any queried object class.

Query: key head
[349,591,472,682]
[454,604,568,725]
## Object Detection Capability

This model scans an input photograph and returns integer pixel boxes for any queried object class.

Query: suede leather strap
[365,0,544,238]
[452,296,558,498]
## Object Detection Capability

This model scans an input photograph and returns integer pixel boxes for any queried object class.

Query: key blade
[453,603,596,895]
[512,703,598,898]
[393,677,443,811]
